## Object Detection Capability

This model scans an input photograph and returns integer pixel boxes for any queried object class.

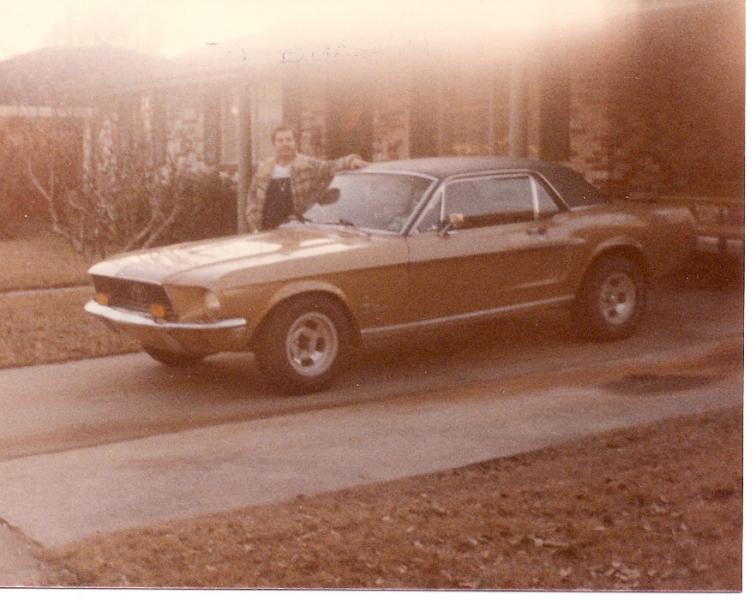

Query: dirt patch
[42,407,742,591]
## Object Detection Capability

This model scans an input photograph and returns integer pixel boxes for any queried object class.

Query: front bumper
[85,300,248,355]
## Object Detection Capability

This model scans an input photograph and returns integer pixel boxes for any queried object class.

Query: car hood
[88,226,405,287]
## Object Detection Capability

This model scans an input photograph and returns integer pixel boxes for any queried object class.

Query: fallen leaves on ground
[42,407,742,591]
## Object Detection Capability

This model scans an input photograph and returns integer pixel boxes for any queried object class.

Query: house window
[252,81,283,164]
[325,81,373,160]
[201,86,242,166]
[203,90,222,165]
[409,71,439,158]
[220,93,239,165]
[151,94,167,165]
[437,70,506,156]
[116,95,139,159]
[539,58,570,161]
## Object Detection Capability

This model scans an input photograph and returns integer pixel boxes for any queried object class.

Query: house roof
[0,45,171,104]
[0,0,731,102]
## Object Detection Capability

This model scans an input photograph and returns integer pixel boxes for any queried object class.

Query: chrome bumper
[84,300,248,354]
[85,300,246,331]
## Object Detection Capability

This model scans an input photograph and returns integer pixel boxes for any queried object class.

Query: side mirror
[439,213,465,236]
[319,188,340,205]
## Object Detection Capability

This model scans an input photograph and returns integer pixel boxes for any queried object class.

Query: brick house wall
[81,0,743,202]
[564,35,617,190]
[567,0,744,197]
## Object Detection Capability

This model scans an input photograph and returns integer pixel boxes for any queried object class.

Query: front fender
[242,279,357,349]
[263,280,350,317]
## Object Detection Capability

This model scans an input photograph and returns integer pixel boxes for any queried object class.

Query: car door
[406,173,577,323]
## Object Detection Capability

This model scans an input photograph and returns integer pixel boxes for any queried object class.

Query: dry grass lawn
[0,287,138,368]
[0,227,138,367]
[0,228,90,291]
[42,407,742,591]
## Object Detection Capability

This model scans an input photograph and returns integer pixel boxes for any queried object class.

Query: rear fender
[584,238,649,280]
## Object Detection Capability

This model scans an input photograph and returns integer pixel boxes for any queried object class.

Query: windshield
[301,173,432,233]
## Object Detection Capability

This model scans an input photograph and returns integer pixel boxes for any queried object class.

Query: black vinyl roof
[363,156,551,178]
[362,156,608,208]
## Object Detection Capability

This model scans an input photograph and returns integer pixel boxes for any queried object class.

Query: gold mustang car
[85,157,695,393]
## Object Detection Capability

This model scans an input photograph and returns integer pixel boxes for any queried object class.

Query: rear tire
[255,295,351,394]
[571,255,646,341]
[143,346,205,367]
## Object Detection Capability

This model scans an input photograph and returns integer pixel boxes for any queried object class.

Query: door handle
[527,224,547,235]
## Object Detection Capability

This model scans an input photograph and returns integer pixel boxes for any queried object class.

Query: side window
[534,180,560,216]
[444,176,534,227]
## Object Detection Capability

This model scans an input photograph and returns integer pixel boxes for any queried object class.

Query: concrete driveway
[0,278,743,583]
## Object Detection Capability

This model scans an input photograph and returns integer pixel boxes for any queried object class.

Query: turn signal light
[149,303,167,319]
[95,292,110,305]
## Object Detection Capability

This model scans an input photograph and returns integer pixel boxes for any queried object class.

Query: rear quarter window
[544,169,609,208]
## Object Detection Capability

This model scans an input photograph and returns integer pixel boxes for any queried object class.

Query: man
[246,125,368,232]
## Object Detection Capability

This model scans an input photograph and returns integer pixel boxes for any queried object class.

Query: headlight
[204,290,221,317]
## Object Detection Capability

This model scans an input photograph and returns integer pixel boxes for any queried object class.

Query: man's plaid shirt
[245,152,359,231]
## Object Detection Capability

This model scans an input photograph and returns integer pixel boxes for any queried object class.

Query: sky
[0,0,617,61]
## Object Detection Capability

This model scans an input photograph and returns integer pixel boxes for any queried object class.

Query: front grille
[92,275,176,320]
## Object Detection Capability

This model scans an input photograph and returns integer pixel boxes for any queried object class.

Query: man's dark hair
[271,125,296,143]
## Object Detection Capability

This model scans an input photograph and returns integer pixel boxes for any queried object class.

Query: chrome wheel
[598,272,637,326]
[285,311,339,377]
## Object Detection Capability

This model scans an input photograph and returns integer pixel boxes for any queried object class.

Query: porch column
[508,59,528,159]
[236,84,252,234]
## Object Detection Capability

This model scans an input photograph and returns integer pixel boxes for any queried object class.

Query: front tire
[255,296,351,394]
[571,255,646,341]
[143,346,205,367]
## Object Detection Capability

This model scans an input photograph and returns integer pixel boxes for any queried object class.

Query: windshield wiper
[322,218,371,236]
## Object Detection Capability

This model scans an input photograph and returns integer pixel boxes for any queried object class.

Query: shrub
[159,170,238,245]
[31,150,239,261]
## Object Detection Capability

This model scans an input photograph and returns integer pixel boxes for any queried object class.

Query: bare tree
[0,108,63,239]
[8,96,235,261]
